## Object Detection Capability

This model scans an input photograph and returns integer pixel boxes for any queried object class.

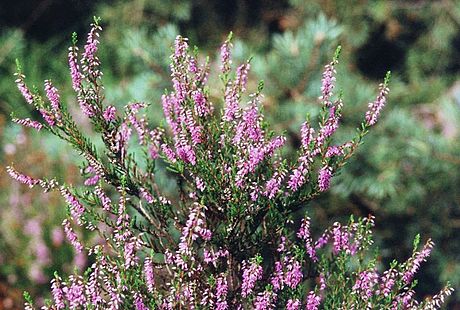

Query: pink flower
[379,269,397,297]
[288,155,311,192]
[68,46,82,92]
[223,63,251,123]
[297,217,317,261]
[29,264,47,284]
[286,299,301,310]
[12,118,43,131]
[73,251,87,271]
[301,121,315,149]
[366,76,390,126]
[60,187,85,225]
[135,294,148,310]
[103,105,117,122]
[319,60,338,108]
[352,269,379,300]
[233,102,263,145]
[177,203,211,261]
[241,259,263,297]
[161,144,177,162]
[306,291,321,310]
[215,275,228,310]
[220,38,232,74]
[81,22,102,79]
[332,222,350,255]
[95,186,112,212]
[24,218,42,236]
[144,257,155,293]
[270,261,284,291]
[140,187,155,204]
[15,73,34,105]
[63,276,86,309]
[223,90,239,122]
[115,122,132,158]
[185,108,202,145]
[195,177,206,192]
[264,136,286,156]
[175,143,196,165]
[264,171,285,199]
[44,80,61,113]
[84,174,100,186]
[402,239,434,284]
[254,291,275,310]
[283,258,302,289]
[124,237,141,268]
[6,166,40,188]
[162,95,178,135]
[315,230,330,250]
[39,108,56,126]
[34,239,51,265]
[148,129,163,159]
[192,90,210,117]
[318,165,332,192]
[173,35,188,62]
[63,219,83,253]
[51,276,65,309]
[325,145,343,157]
[319,273,327,291]
[277,236,287,253]
[391,289,417,309]
[78,98,95,117]
[235,63,250,93]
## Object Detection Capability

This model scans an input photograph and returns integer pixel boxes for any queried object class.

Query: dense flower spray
[8,18,453,309]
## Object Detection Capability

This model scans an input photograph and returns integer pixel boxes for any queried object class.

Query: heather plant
[7,19,454,309]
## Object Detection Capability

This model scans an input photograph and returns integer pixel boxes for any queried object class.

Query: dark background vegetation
[0,0,459,308]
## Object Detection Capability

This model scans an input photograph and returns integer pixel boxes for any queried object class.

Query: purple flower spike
[6,166,40,188]
[44,80,61,112]
[60,187,85,226]
[318,165,332,192]
[365,80,390,126]
[15,73,34,105]
[241,259,263,297]
[103,105,116,122]
[12,117,43,131]
[62,219,83,253]
[68,46,82,92]
[220,36,232,74]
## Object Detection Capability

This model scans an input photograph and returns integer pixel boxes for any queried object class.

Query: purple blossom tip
[39,108,56,126]
[82,23,102,78]
[365,82,390,126]
[60,187,85,225]
[12,118,43,131]
[6,166,40,187]
[103,105,116,122]
[44,80,61,113]
[15,73,34,105]
[68,46,82,92]
[220,35,232,74]
[319,61,337,107]
[318,165,332,192]
[63,219,83,253]
[241,259,263,297]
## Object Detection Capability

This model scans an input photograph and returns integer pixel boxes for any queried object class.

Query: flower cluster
[241,257,264,297]
[8,20,453,310]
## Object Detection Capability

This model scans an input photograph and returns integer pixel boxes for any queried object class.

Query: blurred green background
[0,0,459,308]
